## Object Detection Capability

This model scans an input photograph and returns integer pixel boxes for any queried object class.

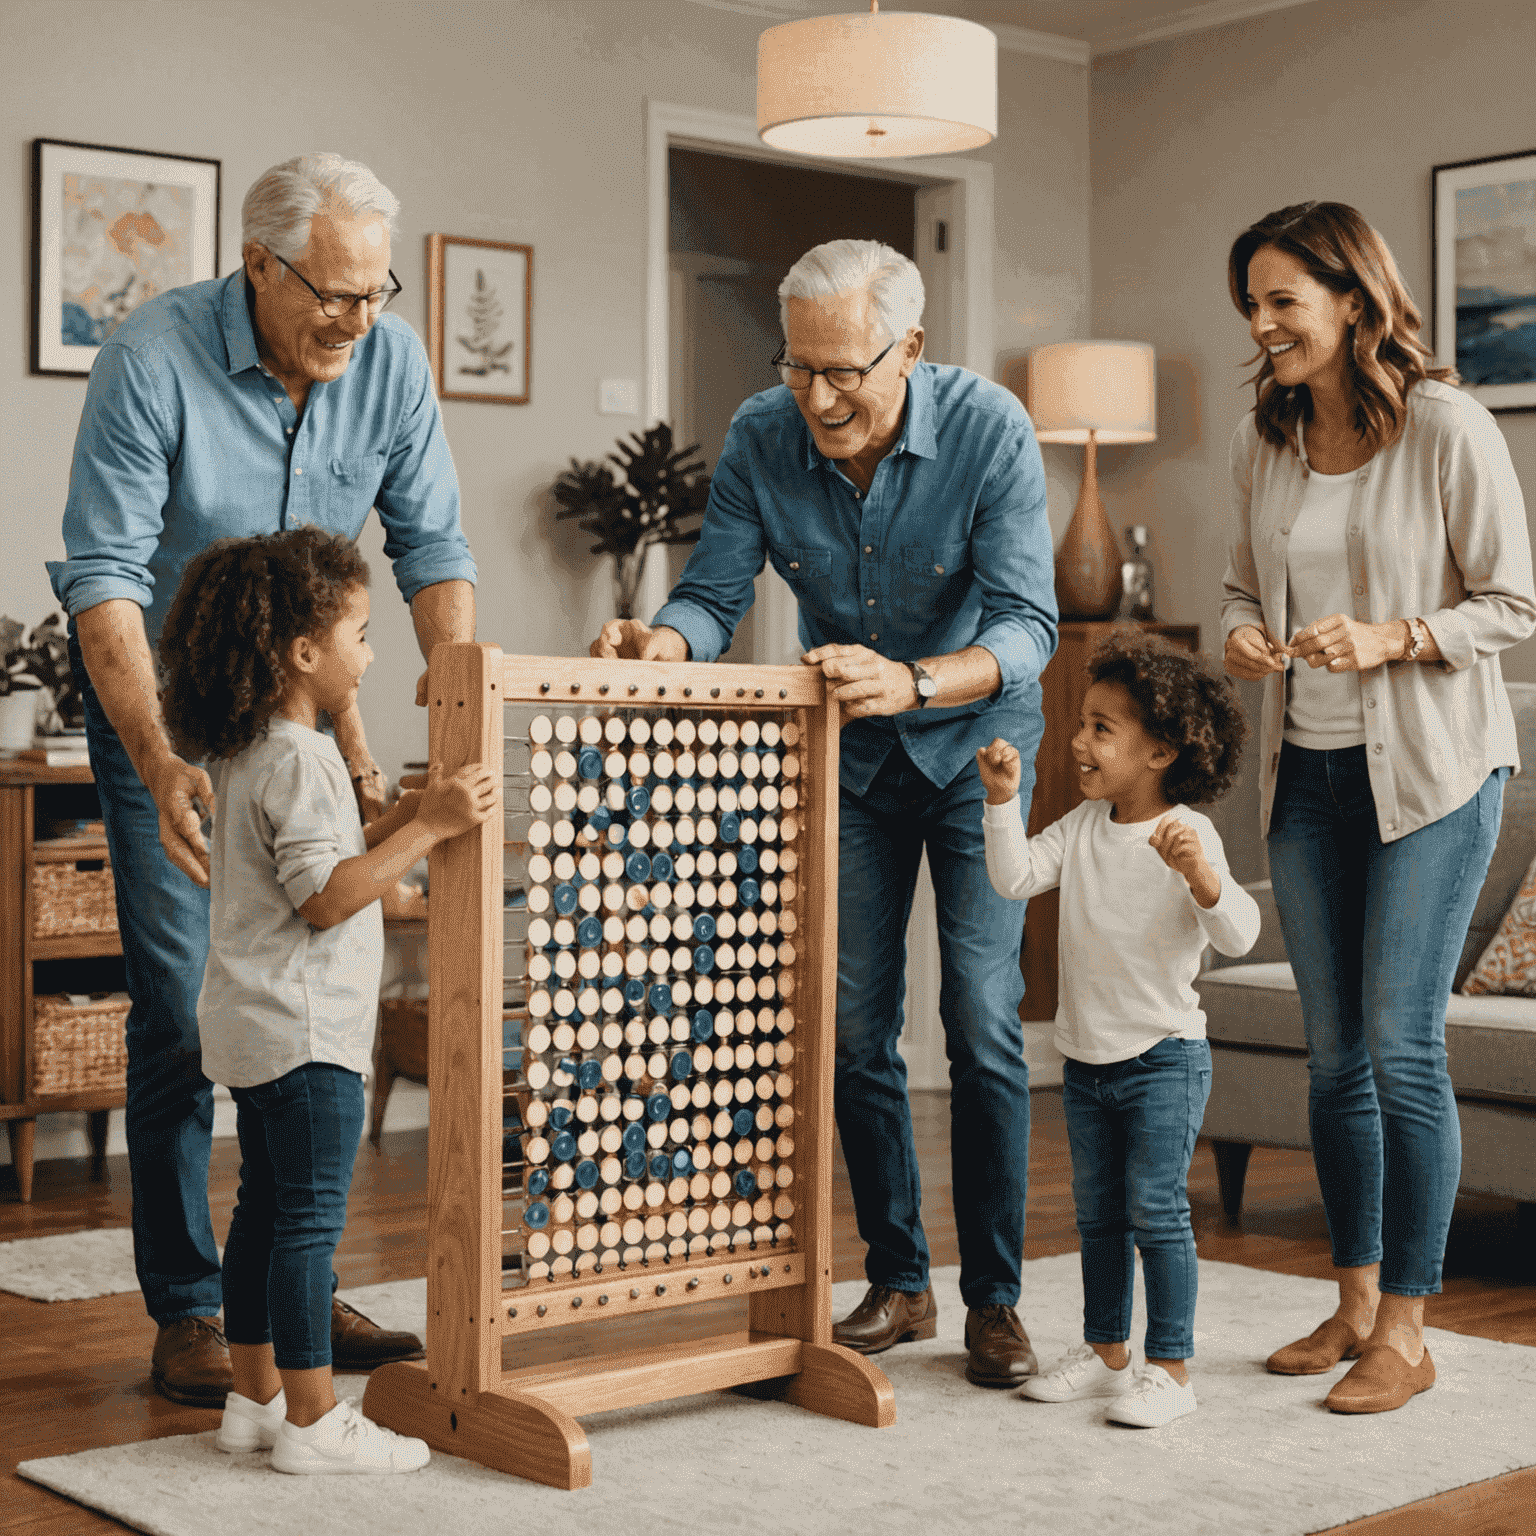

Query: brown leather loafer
[331,1297,425,1369]
[1266,1315,1367,1376]
[1324,1344,1435,1413]
[832,1284,938,1355]
[964,1304,1038,1387]
[151,1316,233,1406]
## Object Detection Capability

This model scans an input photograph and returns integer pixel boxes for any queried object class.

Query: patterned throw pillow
[1461,851,1536,996]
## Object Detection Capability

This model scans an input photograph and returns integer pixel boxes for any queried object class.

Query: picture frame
[31,137,220,378]
[427,234,532,405]
[1432,147,1536,413]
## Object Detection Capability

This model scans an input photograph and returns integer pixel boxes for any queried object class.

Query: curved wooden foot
[363,1360,592,1488]
[759,1341,896,1428]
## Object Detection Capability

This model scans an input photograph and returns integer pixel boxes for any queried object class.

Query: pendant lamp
[757,2,997,160]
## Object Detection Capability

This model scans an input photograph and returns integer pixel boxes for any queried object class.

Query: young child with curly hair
[158,527,497,1474]
[977,630,1260,1428]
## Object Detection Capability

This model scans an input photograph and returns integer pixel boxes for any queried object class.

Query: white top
[198,716,383,1089]
[1284,466,1366,748]
[982,797,1261,1064]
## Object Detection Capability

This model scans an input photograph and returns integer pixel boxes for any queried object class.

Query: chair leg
[88,1109,111,1182]
[370,1061,395,1150]
[1518,1202,1535,1279]
[1211,1140,1253,1220]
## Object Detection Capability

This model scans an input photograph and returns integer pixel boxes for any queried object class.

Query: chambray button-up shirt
[49,270,476,652]
[654,362,1057,795]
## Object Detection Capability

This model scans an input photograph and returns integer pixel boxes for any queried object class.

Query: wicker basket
[32,992,130,1098]
[31,855,118,939]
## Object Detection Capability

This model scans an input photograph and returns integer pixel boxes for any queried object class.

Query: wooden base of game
[363,1333,894,1489]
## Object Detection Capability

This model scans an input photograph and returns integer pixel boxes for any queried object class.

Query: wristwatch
[1403,618,1425,661]
[908,660,938,707]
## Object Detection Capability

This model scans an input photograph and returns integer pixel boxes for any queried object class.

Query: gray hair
[241,152,400,267]
[778,239,925,344]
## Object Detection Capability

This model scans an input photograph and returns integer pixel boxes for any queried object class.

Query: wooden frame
[1432,147,1536,414]
[426,234,532,404]
[31,137,220,378]
[364,647,894,1487]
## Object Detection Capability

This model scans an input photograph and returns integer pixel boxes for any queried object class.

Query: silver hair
[777,239,925,343]
[241,152,400,268]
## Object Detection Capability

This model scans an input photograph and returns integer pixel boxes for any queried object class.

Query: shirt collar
[800,361,938,472]
[221,271,263,376]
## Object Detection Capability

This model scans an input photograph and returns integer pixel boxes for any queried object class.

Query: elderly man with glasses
[591,238,1057,1389]
[48,152,477,1405]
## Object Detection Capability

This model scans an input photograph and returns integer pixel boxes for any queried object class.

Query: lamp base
[1053,437,1122,620]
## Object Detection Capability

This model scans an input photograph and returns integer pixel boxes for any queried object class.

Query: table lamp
[1026,340,1156,619]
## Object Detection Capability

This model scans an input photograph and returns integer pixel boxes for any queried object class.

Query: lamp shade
[1026,341,1157,444]
[757,11,997,160]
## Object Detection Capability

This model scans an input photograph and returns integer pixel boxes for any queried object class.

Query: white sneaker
[270,1400,430,1475]
[215,1389,287,1453]
[1106,1362,1197,1427]
[1019,1342,1130,1402]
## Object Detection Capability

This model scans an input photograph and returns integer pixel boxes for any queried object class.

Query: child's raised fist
[1148,813,1221,909]
[976,738,1021,805]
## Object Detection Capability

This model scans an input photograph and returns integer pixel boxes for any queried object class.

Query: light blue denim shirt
[49,270,476,652]
[654,362,1057,794]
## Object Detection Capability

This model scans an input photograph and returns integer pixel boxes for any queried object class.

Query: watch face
[918,677,937,697]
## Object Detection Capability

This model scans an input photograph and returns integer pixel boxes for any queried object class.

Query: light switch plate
[599,378,640,416]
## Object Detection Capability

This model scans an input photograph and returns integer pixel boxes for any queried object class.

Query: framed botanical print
[31,137,221,377]
[427,234,532,405]
[1433,147,1536,412]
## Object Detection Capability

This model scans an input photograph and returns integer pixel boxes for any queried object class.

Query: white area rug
[19,1258,1536,1536]
[0,1226,138,1301]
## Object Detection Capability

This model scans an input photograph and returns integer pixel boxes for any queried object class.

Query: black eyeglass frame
[267,249,403,319]
[771,336,899,394]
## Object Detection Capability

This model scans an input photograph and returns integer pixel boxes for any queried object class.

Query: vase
[1118,524,1157,621]
[1053,432,1123,620]
[0,689,39,752]
[612,542,671,624]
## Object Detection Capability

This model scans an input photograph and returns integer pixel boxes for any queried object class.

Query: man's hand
[1149,813,1220,908]
[1223,623,1288,681]
[801,644,917,718]
[589,620,689,662]
[1288,614,1403,674]
[976,738,1022,805]
[144,754,217,888]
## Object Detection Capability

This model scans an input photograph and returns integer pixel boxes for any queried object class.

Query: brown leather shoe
[964,1304,1038,1388]
[1324,1344,1435,1413]
[151,1316,233,1406]
[1266,1315,1367,1376]
[330,1296,425,1369]
[832,1284,938,1355]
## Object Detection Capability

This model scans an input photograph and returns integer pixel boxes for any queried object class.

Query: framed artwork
[31,138,220,378]
[427,234,532,404]
[1433,147,1536,412]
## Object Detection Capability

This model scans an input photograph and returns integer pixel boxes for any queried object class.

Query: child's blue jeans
[1063,1037,1211,1360]
[222,1062,365,1371]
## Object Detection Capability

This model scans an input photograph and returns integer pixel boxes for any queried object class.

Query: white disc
[529,715,554,744]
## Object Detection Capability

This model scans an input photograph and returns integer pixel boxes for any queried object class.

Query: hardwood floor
[2,1088,1532,1534]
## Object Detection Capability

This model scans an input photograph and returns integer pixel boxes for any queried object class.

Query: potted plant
[1,613,82,749]
[553,423,711,620]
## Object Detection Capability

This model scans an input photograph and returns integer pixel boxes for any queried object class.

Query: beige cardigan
[1222,379,1536,843]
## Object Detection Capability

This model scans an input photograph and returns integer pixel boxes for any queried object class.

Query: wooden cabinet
[1019,621,1200,1023]
[1,761,125,1201]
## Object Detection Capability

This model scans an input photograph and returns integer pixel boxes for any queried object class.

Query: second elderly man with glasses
[591,237,1057,1388]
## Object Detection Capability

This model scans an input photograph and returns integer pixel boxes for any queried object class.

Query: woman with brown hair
[1221,201,1534,1414]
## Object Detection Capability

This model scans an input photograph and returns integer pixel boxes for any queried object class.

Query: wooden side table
[1019,621,1200,1023]
[0,760,125,1201]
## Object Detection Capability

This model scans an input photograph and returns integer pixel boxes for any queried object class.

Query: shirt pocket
[767,543,833,595]
[328,453,387,533]
[893,538,971,612]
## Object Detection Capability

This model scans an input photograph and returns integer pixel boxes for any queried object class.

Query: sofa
[1198,682,1536,1247]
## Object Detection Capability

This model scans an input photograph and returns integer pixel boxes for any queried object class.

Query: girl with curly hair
[976,631,1259,1428]
[159,527,498,1474]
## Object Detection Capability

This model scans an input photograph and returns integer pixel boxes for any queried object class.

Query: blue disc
[575,1159,599,1189]
[646,1092,671,1122]
[589,805,612,831]
[578,747,603,780]
[733,1108,754,1138]
[525,1201,550,1230]
[626,785,651,816]
[738,877,760,907]
[526,1167,550,1196]
[736,845,759,874]
[624,976,648,1007]
[648,982,672,1013]
[625,1149,647,1178]
[693,912,717,942]
[650,1151,672,1180]
[693,944,714,973]
[671,1148,693,1177]
[551,1131,577,1162]
[578,1059,602,1090]
[553,883,579,916]
[557,1056,580,1079]
[650,851,674,883]
[691,1009,714,1042]
[719,813,740,843]
[621,1121,646,1153]
[625,850,652,883]
[670,1050,692,1082]
[548,1105,573,1130]
[734,1169,758,1197]
[577,916,603,948]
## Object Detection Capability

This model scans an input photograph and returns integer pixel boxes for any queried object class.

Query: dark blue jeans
[1267,744,1506,1296]
[223,1063,365,1370]
[1063,1038,1211,1360]
[835,744,1031,1309]
[71,629,223,1324]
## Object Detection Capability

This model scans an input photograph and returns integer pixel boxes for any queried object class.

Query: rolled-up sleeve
[47,342,173,618]
[263,754,348,913]
[374,349,477,606]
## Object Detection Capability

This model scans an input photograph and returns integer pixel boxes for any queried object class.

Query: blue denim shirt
[49,271,476,652]
[654,362,1057,794]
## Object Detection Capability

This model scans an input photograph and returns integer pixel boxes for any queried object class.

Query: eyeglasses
[267,250,403,319]
[772,337,898,394]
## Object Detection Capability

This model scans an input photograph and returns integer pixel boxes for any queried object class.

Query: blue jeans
[1267,744,1506,1296]
[1063,1038,1211,1360]
[71,629,223,1324]
[835,744,1031,1309]
[222,1063,365,1370]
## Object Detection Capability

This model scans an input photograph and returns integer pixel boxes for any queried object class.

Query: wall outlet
[599,378,640,416]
